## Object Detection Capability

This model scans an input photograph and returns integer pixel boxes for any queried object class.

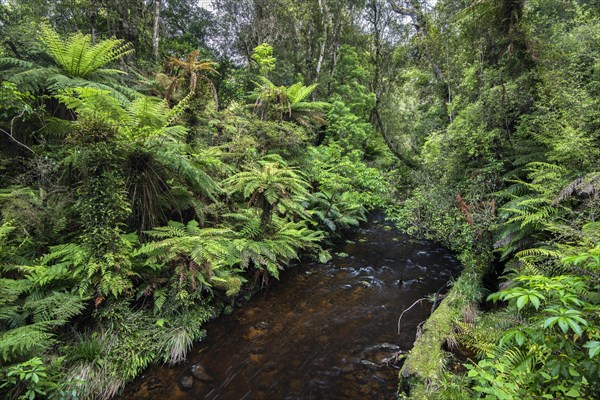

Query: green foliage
[249,77,329,126]
[38,22,133,79]
[137,220,238,303]
[0,82,34,121]
[467,268,600,399]
[303,144,392,209]
[325,100,373,153]
[252,43,277,77]
[1,357,53,400]
[329,45,375,118]
[225,154,310,232]
[307,190,366,234]
[0,23,134,101]
[227,210,324,282]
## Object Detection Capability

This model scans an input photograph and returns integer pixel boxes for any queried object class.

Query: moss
[398,262,487,399]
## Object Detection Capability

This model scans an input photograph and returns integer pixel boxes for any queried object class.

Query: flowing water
[122,215,462,400]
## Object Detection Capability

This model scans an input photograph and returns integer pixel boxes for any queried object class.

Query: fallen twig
[397,297,429,334]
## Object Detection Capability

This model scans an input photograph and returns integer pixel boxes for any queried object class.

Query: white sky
[197,0,213,10]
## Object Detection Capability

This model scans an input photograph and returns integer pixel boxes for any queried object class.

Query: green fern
[224,154,310,231]
[1,23,134,101]
[0,322,56,363]
[38,22,133,79]
[455,321,501,358]
[495,162,570,259]
[248,77,329,125]
[227,210,324,281]
[137,220,236,298]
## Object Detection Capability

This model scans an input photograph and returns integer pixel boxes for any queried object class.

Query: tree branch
[397,297,429,334]
[0,111,36,154]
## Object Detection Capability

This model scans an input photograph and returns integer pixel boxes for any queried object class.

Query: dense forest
[0,0,599,399]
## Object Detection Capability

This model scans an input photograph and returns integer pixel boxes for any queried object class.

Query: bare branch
[0,111,36,154]
[388,0,415,16]
[397,297,430,334]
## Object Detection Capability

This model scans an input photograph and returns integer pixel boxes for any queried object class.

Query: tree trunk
[315,0,328,81]
[152,0,162,61]
[260,201,273,234]
[373,108,417,168]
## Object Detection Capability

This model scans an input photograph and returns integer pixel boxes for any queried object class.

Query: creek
[122,214,462,399]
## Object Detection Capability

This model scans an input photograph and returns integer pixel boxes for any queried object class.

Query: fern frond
[39,22,133,79]
[515,247,561,259]
[455,321,500,358]
[0,322,56,362]
[25,291,86,323]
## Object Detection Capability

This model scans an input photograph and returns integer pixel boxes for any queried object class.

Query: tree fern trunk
[260,201,273,234]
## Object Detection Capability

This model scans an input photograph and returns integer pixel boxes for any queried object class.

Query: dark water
[122,215,461,400]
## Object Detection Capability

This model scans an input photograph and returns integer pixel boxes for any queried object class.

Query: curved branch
[0,111,36,154]
[397,297,430,334]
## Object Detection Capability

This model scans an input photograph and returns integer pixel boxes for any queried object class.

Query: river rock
[179,374,193,390]
[360,360,379,370]
[370,342,401,352]
[362,343,400,357]
[191,364,213,381]
[254,321,270,330]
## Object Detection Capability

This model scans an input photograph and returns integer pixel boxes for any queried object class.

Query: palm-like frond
[225,155,310,206]
[137,220,237,295]
[56,87,130,122]
[1,23,135,101]
[168,50,219,108]
[0,64,56,93]
[287,83,317,104]
[225,155,310,230]
[249,78,330,125]
[226,210,324,281]
[495,162,570,259]
[0,322,56,362]
[39,22,133,78]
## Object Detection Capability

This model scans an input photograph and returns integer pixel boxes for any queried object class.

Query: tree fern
[24,291,86,324]
[38,22,133,79]
[55,87,129,122]
[56,87,218,231]
[306,190,366,234]
[137,220,236,296]
[0,23,135,104]
[227,210,324,282]
[249,77,329,125]
[495,162,570,259]
[224,154,310,231]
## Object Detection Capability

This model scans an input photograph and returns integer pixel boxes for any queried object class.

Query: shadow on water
[121,214,462,400]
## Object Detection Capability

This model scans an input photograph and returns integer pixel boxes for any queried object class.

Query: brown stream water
[122,214,462,400]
